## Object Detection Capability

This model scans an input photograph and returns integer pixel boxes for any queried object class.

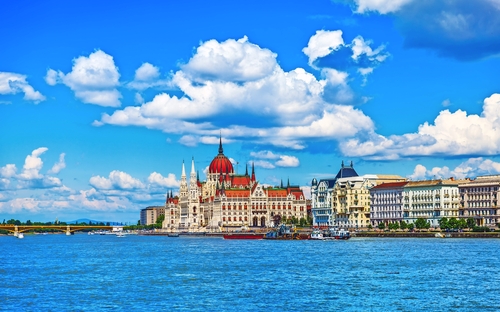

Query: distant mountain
[66,218,124,226]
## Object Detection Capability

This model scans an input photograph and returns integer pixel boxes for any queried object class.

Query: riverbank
[355,231,500,238]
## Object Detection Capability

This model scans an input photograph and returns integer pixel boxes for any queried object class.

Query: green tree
[299,217,306,227]
[438,217,448,230]
[407,223,414,231]
[448,217,458,230]
[400,220,407,230]
[457,218,467,229]
[137,219,141,226]
[378,223,385,230]
[466,218,475,229]
[26,220,32,225]
[388,222,399,230]
[156,214,165,224]
[367,224,373,230]
[415,218,430,230]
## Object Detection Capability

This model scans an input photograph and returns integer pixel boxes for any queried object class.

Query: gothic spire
[218,132,223,154]
[245,163,248,176]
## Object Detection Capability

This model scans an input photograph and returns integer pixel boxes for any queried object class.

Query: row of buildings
[311,167,500,230]
[140,138,500,231]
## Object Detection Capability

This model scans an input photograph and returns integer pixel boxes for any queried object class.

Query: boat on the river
[168,233,180,237]
[17,233,24,239]
[310,229,324,240]
[330,228,350,240]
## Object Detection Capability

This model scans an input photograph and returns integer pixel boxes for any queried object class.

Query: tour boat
[310,229,324,240]
[223,233,264,239]
[17,233,24,239]
[331,228,350,240]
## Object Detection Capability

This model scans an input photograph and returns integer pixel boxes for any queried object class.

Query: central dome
[209,137,234,175]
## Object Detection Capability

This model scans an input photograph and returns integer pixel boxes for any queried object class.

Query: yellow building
[332,174,406,230]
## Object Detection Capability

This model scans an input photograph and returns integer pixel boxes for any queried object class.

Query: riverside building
[162,138,307,232]
[459,175,500,228]
[311,162,405,230]
[402,179,464,228]
[369,181,408,227]
[140,206,165,225]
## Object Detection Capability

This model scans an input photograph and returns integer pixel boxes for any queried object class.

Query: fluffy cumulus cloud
[90,170,145,190]
[340,93,500,159]
[0,150,180,216]
[48,153,66,174]
[127,62,170,91]
[0,147,63,191]
[303,30,389,77]
[0,72,46,103]
[45,50,122,106]
[250,150,300,169]
[409,157,500,180]
[303,30,344,66]
[96,35,378,150]
[347,0,500,60]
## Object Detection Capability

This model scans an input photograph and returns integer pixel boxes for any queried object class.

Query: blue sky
[2,0,500,223]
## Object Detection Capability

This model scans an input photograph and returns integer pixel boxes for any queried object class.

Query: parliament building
[163,138,308,232]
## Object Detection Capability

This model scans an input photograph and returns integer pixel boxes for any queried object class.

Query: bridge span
[0,225,117,237]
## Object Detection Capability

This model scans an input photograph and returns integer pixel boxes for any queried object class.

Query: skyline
[1,0,500,223]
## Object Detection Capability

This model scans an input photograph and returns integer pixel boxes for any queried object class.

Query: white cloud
[134,63,160,81]
[341,93,500,159]
[351,36,389,63]
[0,164,17,178]
[250,151,280,159]
[127,63,170,91]
[353,0,413,14]
[182,36,278,82]
[302,30,344,66]
[250,151,300,168]
[49,153,66,174]
[90,170,144,190]
[147,172,179,188]
[275,155,300,167]
[46,50,122,107]
[19,147,48,180]
[253,160,275,169]
[0,72,46,103]
[409,158,500,180]
[96,36,378,150]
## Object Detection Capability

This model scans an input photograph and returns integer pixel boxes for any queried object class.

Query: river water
[1,234,499,311]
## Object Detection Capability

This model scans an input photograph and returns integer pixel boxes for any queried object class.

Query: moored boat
[331,228,350,240]
[310,229,324,240]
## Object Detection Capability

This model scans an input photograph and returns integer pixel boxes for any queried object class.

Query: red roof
[266,189,287,197]
[231,175,251,187]
[225,189,251,198]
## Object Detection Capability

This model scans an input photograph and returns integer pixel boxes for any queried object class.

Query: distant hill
[66,218,124,226]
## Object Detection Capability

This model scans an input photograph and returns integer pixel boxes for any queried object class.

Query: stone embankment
[355,231,500,238]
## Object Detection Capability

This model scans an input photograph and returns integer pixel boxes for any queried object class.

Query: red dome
[209,136,234,175]
[209,154,234,174]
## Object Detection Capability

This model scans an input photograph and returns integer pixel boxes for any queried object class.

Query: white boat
[18,233,24,239]
[116,232,126,237]
[331,228,350,240]
[310,229,324,240]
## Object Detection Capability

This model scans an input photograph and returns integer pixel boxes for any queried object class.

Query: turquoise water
[1,234,499,311]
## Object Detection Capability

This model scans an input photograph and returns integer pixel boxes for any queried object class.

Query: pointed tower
[189,157,198,200]
[180,160,188,199]
[245,164,249,176]
[251,162,255,182]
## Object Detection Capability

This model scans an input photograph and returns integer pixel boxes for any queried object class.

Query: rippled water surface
[1,234,500,311]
